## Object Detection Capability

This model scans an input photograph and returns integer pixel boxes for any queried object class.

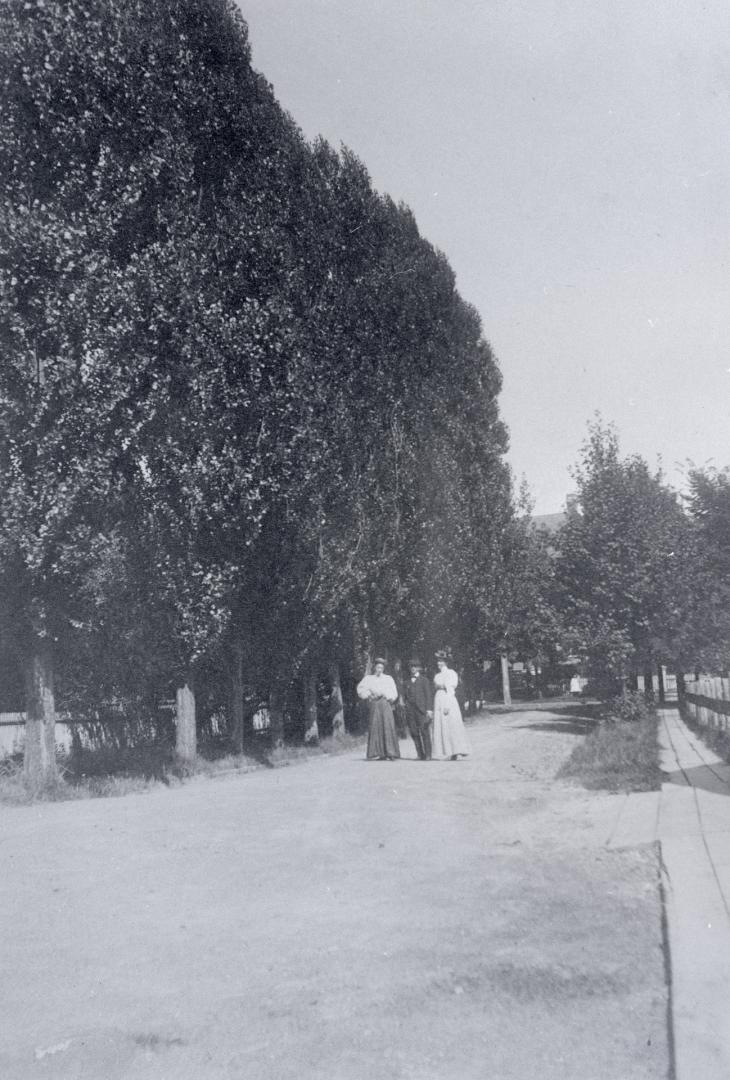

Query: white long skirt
[431,690,470,758]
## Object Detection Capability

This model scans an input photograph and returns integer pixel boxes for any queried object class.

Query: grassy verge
[268,731,365,765]
[557,709,663,792]
[0,758,167,806]
[0,731,367,806]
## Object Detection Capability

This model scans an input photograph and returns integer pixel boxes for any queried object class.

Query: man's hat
[409,657,422,668]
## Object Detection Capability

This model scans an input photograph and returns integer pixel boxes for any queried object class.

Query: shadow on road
[479,700,604,721]
[515,718,595,737]
[663,764,730,796]
[541,703,606,723]
[509,702,603,739]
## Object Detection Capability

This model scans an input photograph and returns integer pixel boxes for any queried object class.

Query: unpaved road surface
[1,707,669,1079]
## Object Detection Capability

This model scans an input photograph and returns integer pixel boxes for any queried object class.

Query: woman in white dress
[357,657,400,760]
[431,651,470,760]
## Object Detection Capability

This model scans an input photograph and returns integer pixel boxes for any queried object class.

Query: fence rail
[0,713,75,757]
[684,678,730,731]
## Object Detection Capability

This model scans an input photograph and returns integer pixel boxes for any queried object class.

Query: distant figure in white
[252,706,270,731]
[570,674,582,697]
[431,651,470,760]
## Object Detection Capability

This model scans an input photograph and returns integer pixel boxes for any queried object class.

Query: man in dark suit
[402,657,433,760]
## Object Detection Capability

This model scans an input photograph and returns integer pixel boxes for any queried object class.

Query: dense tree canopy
[1,0,515,780]
[554,421,694,693]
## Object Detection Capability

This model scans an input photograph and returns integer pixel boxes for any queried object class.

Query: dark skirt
[366,698,400,759]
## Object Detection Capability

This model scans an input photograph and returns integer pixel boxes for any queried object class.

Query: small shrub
[0,757,32,804]
[583,673,625,701]
[604,690,654,724]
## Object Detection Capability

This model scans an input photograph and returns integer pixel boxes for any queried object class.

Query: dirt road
[0,707,669,1079]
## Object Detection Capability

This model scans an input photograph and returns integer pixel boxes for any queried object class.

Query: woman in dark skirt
[357,657,400,760]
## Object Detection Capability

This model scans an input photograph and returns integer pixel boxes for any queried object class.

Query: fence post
[23,644,58,789]
[175,682,197,762]
[686,678,696,723]
[230,639,245,752]
[269,685,285,748]
[500,654,512,707]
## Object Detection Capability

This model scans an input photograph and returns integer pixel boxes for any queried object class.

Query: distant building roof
[531,511,566,534]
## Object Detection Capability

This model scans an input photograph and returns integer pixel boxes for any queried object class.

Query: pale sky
[237,0,730,513]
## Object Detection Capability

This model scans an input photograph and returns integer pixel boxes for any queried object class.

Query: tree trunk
[175,681,197,762]
[460,665,472,715]
[657,664,666,704]
[642,666,655,703]
[303,670,319,743]
[230,638,245,752]
[392,656,405,735]
[23,643,57,789]
[269,685,285,749]
[500,653,512,707]
[533,662,544,700]
[676,671,686,703]
[329,662,345,737]
[353,604,373,678]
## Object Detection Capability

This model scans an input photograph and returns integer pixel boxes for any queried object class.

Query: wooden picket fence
[683,677,730,732]
[0,712,75,757]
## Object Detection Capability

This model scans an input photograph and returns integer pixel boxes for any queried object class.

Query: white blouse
[356,672,398,703]
[434,667,459,696]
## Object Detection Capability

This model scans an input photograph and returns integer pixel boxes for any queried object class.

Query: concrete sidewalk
[601,708,730,1079]
[657,708,730,1080]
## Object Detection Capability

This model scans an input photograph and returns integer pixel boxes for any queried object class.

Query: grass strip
[0,731,367,805]
[557,712,663,792]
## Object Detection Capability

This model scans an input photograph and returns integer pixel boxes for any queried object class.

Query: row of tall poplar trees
[0,0,517,785]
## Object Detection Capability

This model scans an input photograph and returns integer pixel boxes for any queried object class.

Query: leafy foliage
[0,0,515,759]
[683,466,730,672]
[602,690,655,724]
[555,420,692,688]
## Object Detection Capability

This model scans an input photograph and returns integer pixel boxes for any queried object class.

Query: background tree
[555,420,692,697]
[485,511,563,701]
[682,466,730,674]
